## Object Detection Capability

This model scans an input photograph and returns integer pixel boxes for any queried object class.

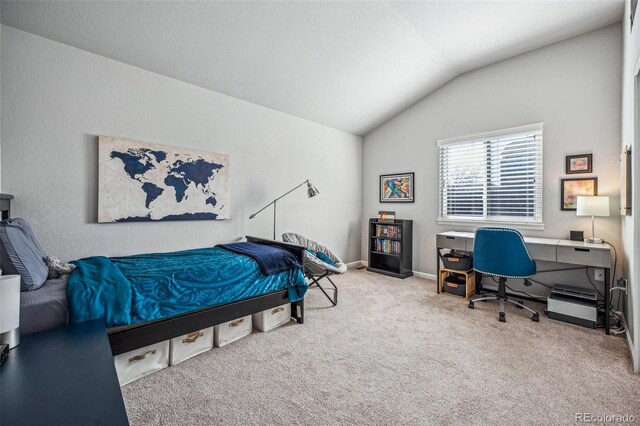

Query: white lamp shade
[0,275,20,333]
[576,196,610,217]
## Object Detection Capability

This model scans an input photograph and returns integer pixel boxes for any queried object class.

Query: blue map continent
[163,175,188,203]
[171,159,224,187]
[141,182,164,208]
[165,158,223,202]
[110,150,156,179]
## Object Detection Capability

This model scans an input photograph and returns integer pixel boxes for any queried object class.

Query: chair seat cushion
[305,248,336,267]
[284,233,347,276]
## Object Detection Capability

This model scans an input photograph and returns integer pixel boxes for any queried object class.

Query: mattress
[20,276,69,335]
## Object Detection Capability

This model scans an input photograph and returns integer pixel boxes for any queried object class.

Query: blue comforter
[67,246,308,327]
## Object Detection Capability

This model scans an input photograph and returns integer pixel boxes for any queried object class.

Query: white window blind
[438,123,543,226]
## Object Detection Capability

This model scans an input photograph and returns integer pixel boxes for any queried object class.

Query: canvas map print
[99,136,229,222]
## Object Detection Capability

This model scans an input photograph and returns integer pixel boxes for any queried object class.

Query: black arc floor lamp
[249,180,320,240]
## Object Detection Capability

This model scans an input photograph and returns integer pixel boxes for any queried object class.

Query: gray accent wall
[362,25,623,294]
[0,26,362,263]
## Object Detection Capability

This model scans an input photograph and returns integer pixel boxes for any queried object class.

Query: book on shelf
[373,237,401,255]
[375,224,402,239]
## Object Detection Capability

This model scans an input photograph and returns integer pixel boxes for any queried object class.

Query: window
[438,123,543,228]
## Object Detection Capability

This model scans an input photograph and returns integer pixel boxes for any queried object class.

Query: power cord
[488,276,547,301]
[601,240,626,334]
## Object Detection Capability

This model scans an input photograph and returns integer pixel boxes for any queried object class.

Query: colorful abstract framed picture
[380,172,414,203]
[561,177,597,211]
[565,153,593,174]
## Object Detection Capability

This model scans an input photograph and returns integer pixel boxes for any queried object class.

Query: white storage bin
[214,315,252,347]
[253,303,291,332]
[114,340,170,386]
[170,327,214,365]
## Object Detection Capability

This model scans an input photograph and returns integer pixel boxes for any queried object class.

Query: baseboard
[626,327,638,372]
[413,271,436,281]
[354,261,435,280]
[611,311,638,373]
[620,310,639,372]
[346,260,364,269]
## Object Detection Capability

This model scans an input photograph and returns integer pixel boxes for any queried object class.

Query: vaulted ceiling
[1,1,624,135]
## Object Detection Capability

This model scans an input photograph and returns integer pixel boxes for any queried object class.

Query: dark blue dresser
[0,320,129,425]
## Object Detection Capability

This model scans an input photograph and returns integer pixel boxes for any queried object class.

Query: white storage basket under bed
[170,327,214,365]
[214,315,252,347]
[114,340,170,386]
[253,303,291,332]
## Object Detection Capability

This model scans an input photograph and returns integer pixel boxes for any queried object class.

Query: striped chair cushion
[0,218,48,291]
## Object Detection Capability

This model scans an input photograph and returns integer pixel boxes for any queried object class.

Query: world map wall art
[98,136,229,223]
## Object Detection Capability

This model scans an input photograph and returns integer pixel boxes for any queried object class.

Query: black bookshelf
[367,218,413,279]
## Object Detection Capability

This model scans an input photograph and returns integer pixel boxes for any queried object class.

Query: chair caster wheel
[468,301,474,309]
[499,313,506,323]
[532,313,540,322]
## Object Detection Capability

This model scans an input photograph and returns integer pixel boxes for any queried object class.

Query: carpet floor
[121,269,640,425]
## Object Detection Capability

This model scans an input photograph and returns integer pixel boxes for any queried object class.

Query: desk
[0,320,129,426]
[436,231,612,334]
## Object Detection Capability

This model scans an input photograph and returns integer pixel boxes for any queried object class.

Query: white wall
[363,25,622,291]
[1,26,362,263]
[621,0,640,371]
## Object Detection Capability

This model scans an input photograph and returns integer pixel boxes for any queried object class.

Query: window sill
[437,219,545,231]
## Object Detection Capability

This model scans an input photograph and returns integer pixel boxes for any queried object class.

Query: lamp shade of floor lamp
[0,275,21,348]
[576,196,610,244]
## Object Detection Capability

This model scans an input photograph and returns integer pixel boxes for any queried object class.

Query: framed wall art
[565,154,592,174]
[98,136,229,222]
[561,177,597,211]
[380,173,414,203]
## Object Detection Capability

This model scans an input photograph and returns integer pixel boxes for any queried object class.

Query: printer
[546,285,598,329]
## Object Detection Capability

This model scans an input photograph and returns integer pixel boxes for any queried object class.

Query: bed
[90,237,307,355]
[17,237,307,355]
[3,193,307,355]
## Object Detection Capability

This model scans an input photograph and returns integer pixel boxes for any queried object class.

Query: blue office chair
[469,227,540,323]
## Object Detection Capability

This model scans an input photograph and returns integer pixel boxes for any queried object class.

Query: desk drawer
[557,246,610,268]
[436,234,467,251]
[526,244,556,262]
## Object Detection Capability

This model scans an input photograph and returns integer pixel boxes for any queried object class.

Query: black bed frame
[107,236,306,356]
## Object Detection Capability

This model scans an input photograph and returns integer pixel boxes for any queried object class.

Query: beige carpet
[122,270,640,425]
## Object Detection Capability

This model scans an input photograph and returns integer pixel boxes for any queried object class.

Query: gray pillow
[0,218,49,291]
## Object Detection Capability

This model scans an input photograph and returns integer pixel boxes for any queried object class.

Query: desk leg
[475,271,482,294]
[605,268,610,335]
[436,248,440,294]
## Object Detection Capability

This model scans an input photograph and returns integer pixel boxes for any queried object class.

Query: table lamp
[576,196,609,244]
[0,275,21,348]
